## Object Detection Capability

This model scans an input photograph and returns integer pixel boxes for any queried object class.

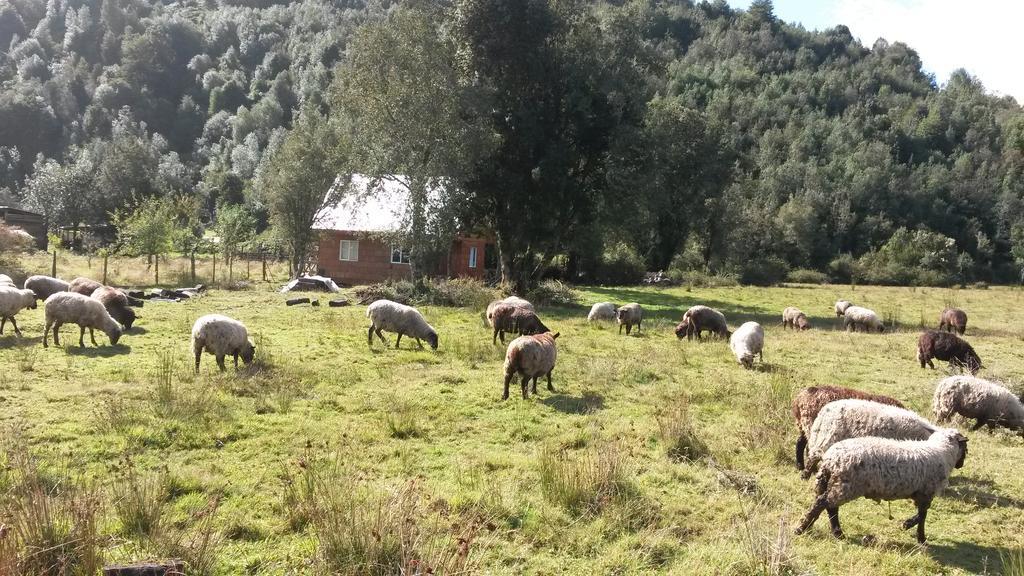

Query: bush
[785,268,828,284]
[595,242,646,285]
[740,256,789,286]
[526,279,579,306]
[353,280,416,305]
[418,278,497,308]
[667,269,739,288]
[827,254,857,283]
[855,228,960,286]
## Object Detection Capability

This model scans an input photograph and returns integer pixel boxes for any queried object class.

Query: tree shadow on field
[0,335,41,349]
[927,541,1007,574]
[541,391,604,414]
[65,343,132,357]
[945,475,1024,509]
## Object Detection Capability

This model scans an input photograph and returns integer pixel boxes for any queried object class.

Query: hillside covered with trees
[1,0,1022,287]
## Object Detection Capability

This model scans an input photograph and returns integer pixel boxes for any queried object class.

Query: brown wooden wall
[317,230,487,285]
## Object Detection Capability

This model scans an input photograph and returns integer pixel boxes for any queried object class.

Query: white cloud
[831,0,1024,101]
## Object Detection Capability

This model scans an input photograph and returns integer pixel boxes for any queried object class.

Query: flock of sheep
[2,272,1023,546]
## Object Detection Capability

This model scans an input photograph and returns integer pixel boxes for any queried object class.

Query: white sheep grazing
[803,399,935,477]
[0,286,38,336]
[587,302,617,322]
[729,321,764,368]
[24,275,69,300]
[842,305,884,333]
[795,428,968,543]
[503,332,558,400]
[834,300,853,317]
[191,314,256,373]
[367,299,438,350]
[616,303,643,335]
[486,296,534,327]
[43,292,122,347]
[933,375,1024,434]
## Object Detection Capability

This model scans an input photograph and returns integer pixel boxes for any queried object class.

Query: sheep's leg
[89,328,98,346]
[971,419,986,431]
[415,338,423,349]
[546,371,554,392]
[502,372,513,400]
[637,319,641,333]
[826,506,842,538]
[906,499,930,543]
[795,434,807,470]
[531,377,538,395]
[626,324,632,335]
[521,376,530,399]
[233,352,239,368]
[492,327,499,345]
[194,347,202,374]
[375,328,387,345]
[367,325,375,347]
[395,334,403,349]
[43,321,51,347]
[499,331,506,344]
[216,354,226,371]
[53,323,62,347]
[0,316,5,334]
[618,323,623,335]
[927,358,935,369]
[79,326,87,347]
[9,316,21,336]
[795,496,827,535]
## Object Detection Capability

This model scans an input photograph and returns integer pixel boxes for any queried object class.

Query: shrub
[855,228,960,286]
[785,268,828,284]
[418,278,496,308]
[740,256,789,286]
[827,254,857,284]
[667,269,739,288]
[111,464,166,538]
[526,279,579,306]
[596,242,646,285]
[353,280,416,305]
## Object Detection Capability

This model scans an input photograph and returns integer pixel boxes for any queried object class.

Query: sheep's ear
[552,332,560,339]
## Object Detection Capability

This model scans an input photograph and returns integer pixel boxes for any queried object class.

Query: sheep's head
[241,339,256,364]
[108,325,122,345]
[120,307,137,330]
[674,320,688,339]
[797,316,810,330]
[953,432,968,468]
[426,330,439,350]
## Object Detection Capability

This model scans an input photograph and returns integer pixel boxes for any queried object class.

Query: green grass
[2,274,1024,574]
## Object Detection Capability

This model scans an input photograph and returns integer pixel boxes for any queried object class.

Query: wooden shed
[0,206,47,250]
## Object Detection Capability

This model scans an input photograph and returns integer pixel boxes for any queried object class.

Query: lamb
[587,302,617,322]
[486,296,534,327]
[917,330,981,375]
[68,277,103,296]
[490,303,550,345]
[0,286,38,336]
[674,305,730,340]
[782,307,810,330]
[791,386,904,471]
[191,314,256,372]
[24,275,69,300]
[938,308,968,335]
[90,286,138,330]
[794,427,968,543]
[842,305,884,332]
[729,321,764,368]
[802,399,936,477]
[834,300,853,317]
[43,292,122,347]
[367,299,439,350]
[932,375,1024,434]
[0,274,14,288]
[616,303,643,335]
[502,332,559,400]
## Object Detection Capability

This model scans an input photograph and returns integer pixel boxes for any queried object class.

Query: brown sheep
[69,277,102,296]
[616,303,643,335]
[917,330,981,375]
[491,303,550,345]
[782,307,811,330]
[791,386,905,471]
[938,308,967,335]
[90,286,138,330]
[674,305,730,340]
[502,332,558,400]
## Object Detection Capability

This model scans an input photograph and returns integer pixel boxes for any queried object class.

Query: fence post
[262,255,267,282]
[155,255,159,285]
[51,250,57,277]
[246,258,250,280]
[191,252,196,284]
[102,253,108,285]
[212,254,216,284]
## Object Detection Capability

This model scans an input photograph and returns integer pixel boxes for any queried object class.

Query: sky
[727,0,1024,103]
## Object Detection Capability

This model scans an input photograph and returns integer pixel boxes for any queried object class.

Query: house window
[468,246,478,268]
[339,240,359,261]
[391,246,410,264]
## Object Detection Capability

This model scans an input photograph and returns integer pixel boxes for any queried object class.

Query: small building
[0,206,47,250]
[314,176,488,285]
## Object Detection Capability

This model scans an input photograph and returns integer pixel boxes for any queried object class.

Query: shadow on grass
[927,540,1007,574]
[946,475,1024,509]
[64,343,132,357]
[0,335,41,349]
[540,391,605,414]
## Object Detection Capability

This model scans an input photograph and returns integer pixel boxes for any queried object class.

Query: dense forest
[1,0,1022,287]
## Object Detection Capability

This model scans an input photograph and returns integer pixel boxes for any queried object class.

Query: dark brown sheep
[91,286,138,330]
[917,330,981,375]
[68,277,102,296]
[938,308,967,335]
[791,386,905,471]
[491,303,550,345]
[674,305,730,340]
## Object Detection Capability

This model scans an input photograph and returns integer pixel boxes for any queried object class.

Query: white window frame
[339,239,359,262]
[468,246,478,268]
[390,246,410,265]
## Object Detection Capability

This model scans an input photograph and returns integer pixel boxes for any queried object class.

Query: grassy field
[2,267,1024,574]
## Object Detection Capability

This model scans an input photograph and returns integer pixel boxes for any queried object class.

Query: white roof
[313,175,407,232]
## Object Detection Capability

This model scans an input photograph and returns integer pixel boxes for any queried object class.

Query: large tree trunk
[408,178,427,284]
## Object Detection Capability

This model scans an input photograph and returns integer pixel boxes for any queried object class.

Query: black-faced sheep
[917,330,981,375]
[932,375,1024,434]
[68,277,102,296]
[938,308,967,335]
[191,314,255,372]
[674,305,730,340]
[91,286,137,330]
[795,428,967,543]
[791,386,904,471]
[729,321,764,368]
[486,296,534,327]
[587,302,617,322]
[490,303,549,345]
[0,286,38,336]
[616,303,643,335]
[782,307,810,330]
[842,306,884,332]
[502,332,558,400]
[834,300,853,317]
[802,399,936,477]
[367,299,439,350]
[43,292,122,347]
[24,275,69,300]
